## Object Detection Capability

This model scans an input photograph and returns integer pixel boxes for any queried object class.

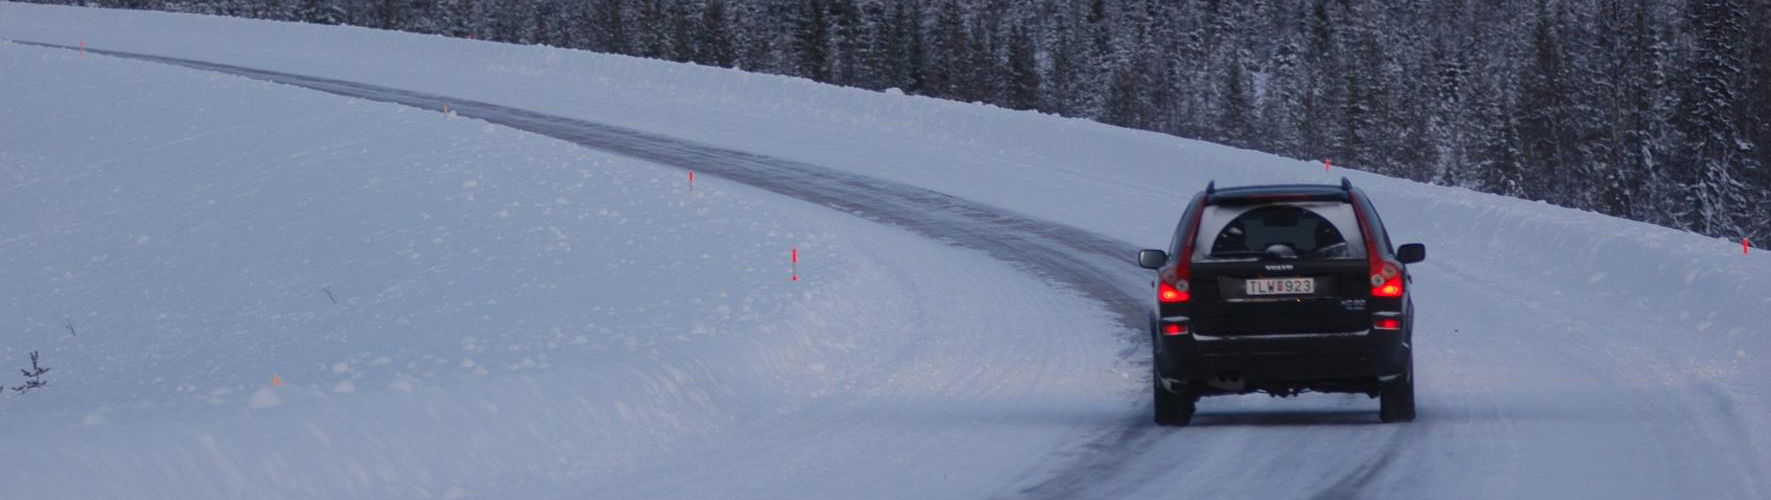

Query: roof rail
[1206,180,1216,195]
[1340,177,1352,191]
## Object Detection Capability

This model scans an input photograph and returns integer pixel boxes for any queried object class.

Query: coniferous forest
[36,0,1770,242]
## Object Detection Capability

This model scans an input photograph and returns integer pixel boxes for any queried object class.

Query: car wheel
[1154,368,1197,426]
[1379,359,1416,423]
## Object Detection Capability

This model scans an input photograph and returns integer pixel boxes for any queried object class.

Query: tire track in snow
[9,40,1405,498]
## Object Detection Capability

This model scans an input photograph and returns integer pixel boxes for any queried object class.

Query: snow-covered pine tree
[1103,64,1142,128]
[1216,47,1254,148]
[1078,0,1113,119]
[1044,8,1081,116]
[961,16,995,103]
[921,0,965,97]
[791,0,830,80]
[827,0,867,87]
[1336,0,1387,175]
[631,0,670,58]
[1740,0,1771,242]
[1675,0,1758,237]
[1005,24,1039,110]
[1257,15,1307,159]
[1517,0,1574,203]
[1299,0,1344,161]
[697,0,737,67]
[902,2,928,94]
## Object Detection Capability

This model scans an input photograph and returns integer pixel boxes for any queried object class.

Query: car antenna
[1206,180,1216,195]
[1340,177,1352,191]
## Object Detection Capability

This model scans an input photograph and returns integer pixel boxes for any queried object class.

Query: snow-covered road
[5,4,1771,499]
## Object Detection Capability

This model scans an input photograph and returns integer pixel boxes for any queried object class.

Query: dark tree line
[43,0,1769,242]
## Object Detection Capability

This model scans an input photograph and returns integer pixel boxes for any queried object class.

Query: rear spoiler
[1203,177,1355,206]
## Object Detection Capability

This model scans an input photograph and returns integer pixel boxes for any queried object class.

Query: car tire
[1154,369,1197,426]
[1379,359,1416,423]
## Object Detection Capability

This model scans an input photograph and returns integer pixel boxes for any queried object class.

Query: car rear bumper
[1155,328,1409,382]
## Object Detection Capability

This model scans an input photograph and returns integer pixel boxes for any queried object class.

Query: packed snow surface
[0,39,1127,499]
[4,3,1771,499]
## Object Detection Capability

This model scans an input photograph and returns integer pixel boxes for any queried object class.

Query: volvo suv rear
[1138,179,1426,425]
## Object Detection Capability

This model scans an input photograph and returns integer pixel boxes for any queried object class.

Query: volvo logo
[1265,264,1294,271]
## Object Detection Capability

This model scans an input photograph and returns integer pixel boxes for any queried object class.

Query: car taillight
[1159,281,1190,303]
[1163,323,1188,335]
[1370,260,1403,298]
[1374,317,1401,330]
[1164,195,1205,304]
[1350,195,1404,298]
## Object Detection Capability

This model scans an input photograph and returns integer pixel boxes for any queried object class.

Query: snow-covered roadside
[0,42,1124,498]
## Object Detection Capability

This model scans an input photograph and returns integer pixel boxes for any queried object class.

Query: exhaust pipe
[1207,373,1247,392]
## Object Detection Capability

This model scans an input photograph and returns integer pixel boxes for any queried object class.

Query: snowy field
[0,37,1129,499]
[4,2,1771,499]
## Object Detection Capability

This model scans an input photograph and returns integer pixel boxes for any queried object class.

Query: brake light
[1374,317,1401,330]
[1371,261,1403,297]
[1159,281,1190,303]
[1350,194,1404,298]
[1163,323,1188,335]
[1163,194,1206,304]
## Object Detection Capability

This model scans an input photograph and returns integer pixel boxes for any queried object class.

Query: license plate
[1246,277,1314,296]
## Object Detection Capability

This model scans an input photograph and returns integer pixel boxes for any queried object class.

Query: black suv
[1138,179,1425,425]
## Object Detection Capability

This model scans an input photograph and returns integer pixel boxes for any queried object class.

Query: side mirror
[1396,243,1426,264]
[1138,249,1168,270]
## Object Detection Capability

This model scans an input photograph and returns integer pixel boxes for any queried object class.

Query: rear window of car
[1192,202,1366,260]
